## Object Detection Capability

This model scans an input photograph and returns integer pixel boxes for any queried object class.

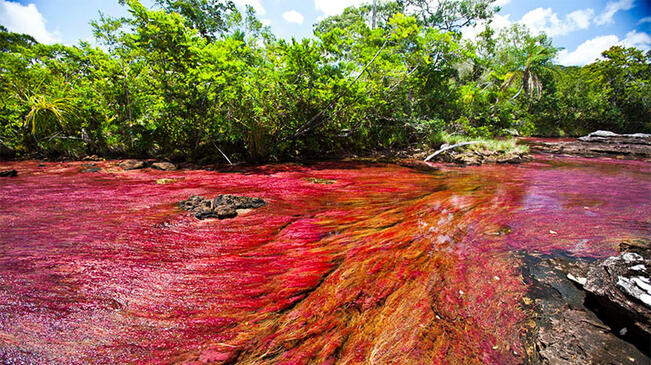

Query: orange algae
[0,157,649,364]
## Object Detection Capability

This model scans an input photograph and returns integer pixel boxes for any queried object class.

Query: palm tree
[25,94,75,135]
[498,26,557,102]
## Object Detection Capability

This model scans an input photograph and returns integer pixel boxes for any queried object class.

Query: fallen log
[424,141,480,162]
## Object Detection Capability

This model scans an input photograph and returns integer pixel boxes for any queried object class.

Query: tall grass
[429,131,528,154]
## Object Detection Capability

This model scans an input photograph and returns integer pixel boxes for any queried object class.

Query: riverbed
[0,155,649,364]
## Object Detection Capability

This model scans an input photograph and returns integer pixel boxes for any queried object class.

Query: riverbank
[522,131,651,160]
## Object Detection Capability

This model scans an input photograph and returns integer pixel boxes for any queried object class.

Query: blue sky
[0,0,649,65]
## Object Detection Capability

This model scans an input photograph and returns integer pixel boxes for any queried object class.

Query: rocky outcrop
[435,149,532,166]
[578,130,651,144]
[525,130,651,159]
[180,195,266,220]
[523,241,650,364]
[569,243,651,341]
[0,169,18,177]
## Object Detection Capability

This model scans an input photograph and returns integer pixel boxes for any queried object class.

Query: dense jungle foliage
[0,0,649,161]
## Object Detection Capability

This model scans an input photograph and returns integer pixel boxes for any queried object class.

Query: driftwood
[424,141,480,162]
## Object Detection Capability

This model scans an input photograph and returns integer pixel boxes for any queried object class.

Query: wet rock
[575,243,651,340]
[151,162,177,171]
[81,163,101,173]
[0,169,18,177]
[180,195,266,220]
[522,243,651,364]
[118,160,146,170]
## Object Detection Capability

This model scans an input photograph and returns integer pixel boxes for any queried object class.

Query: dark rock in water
[81,167,101,173]
[180,195,266,220]
[0,169,18,177]
[572,242,651,341]
[81,163,101,173]
[118,160,146,170]
[522,242,651,364]
[151,161,177,171]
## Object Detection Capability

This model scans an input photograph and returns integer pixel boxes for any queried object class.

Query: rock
[118,160,146,170]
[579,130,651,144]
[525,131,651,159]
[82,155,102,161]
[0,169,18,177]
[81,163,101,173]
[81,167,101,173]
[579,243,651,340]
[151,162,177,171]
[303,177,337,185]
[432,150,531,166]
[156,178,181,185]
[521,252,650,364]
[180,195,266,220]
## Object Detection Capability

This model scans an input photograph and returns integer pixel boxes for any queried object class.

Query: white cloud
[463,6,596,41]
[282,10,304,25]
[462,13,512,41]
[0,0,59,44]
[637,16,651,24]
[314,0,366,16]
[494,0,511,6]
[556,31,650,66]
[260,18,271,26]
[556,35,619,66]
[595,0,635,25]
[232,0,266,16]
[520,7,594,37]
[620,30,651,49]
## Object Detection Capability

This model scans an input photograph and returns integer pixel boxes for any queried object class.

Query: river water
[0,156,649,364]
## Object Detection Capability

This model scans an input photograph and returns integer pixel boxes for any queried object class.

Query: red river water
[0,156,649,364]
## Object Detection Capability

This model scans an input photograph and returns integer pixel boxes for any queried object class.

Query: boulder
[118,160,146,170]
[151,162,177,171]
[570,243,651,340]
[0,169,18,177]
[180,195,266,220]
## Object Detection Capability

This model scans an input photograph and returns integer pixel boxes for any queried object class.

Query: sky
[0,0,649,66]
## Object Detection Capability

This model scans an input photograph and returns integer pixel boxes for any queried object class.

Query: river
[0,155,649,364]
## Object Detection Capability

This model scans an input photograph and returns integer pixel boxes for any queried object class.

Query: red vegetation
[0,157,649,364]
